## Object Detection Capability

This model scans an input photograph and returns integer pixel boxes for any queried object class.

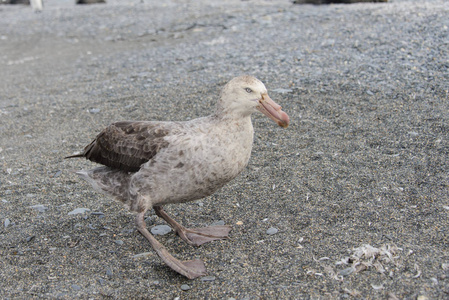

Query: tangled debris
[312,244,404,281]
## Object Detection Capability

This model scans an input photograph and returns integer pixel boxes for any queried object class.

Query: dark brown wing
[66,121,170,172]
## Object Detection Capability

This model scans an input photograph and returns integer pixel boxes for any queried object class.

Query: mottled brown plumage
[67,121,170,172]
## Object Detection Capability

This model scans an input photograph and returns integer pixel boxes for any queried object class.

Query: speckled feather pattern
[75,76,273,213]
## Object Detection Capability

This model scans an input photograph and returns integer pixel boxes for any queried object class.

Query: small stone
[71,284,81,291]
[29,204,48,212]
[266,227,278,235]
[4,218,10,228]
[68,208,90,215]
[52,170,62,178]
[91,211,105,216]
[88,108,100,114]
[201,276,216,281]
[371,284,383,290]
[151,225,171,236]
[236,221,243,225]
[180,284,191,291]
[211,220,225,226]
[132,252,152,259]
[115,240,124,245]
[106,269,113,277]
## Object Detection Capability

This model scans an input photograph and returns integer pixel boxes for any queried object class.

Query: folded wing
[67,121,170,172]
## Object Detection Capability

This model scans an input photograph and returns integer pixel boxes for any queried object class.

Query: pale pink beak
[256,93,290,128]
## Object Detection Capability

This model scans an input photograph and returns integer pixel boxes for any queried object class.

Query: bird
[66,75,289,279]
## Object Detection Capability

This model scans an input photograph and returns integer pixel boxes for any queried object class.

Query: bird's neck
[214,101,253,122]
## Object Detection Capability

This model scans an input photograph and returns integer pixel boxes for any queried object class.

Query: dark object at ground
[293,0,387,4]
[76,0,105,4]
[0,0,30,4]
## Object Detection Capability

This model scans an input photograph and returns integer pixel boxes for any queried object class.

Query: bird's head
[218,75,289,128]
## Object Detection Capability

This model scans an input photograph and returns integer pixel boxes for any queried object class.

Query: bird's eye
[245,88,253,93]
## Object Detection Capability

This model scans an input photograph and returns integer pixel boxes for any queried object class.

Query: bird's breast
[134,118,254,205]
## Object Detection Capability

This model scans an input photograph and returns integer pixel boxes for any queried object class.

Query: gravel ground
[1,0,448,298]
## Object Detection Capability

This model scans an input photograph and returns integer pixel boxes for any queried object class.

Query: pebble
[115,240,124,245]
[68,208,91,215]
[201,276,216,281]
[29,204,48,212]
[132,252,152,259]
[266,227,278,235]
[91,211,105,216]
[4,218,10,228]
[180,284,191,291]
[71,284,81,291]
[211,220,225,226]
[52,170,62,178]
[88,108,101,114]
[151,225,171,235]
